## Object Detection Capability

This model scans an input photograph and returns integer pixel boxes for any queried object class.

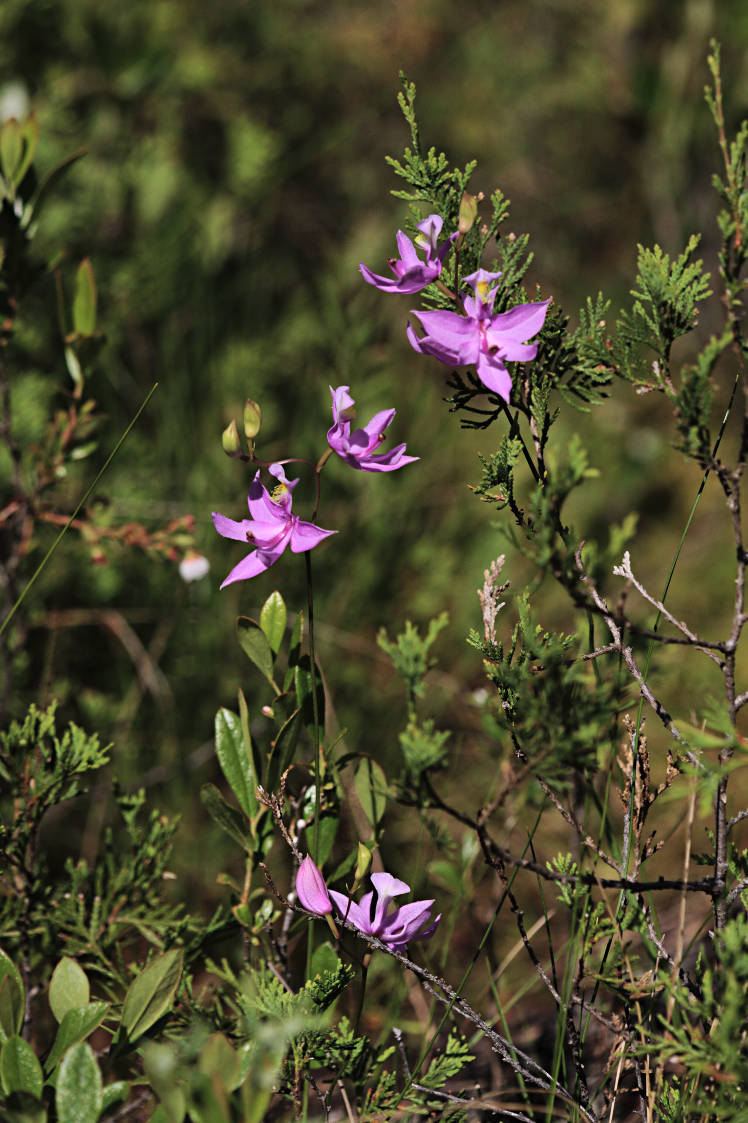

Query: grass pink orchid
[329,872,440,951]
[212,463,335,589]
[327,386,418,473]
[360,214,456,295]
[407,268,550,403]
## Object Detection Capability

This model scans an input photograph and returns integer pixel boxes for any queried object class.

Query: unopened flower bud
[296,855,333,916]
[458,192,478,235]
[221,419,242,457]
[244,398,263,439]
[351,841,373,893]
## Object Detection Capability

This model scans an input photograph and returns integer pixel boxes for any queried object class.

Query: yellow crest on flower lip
[339,406,357,422]
[476,279,492,302]
[271,482,289,502]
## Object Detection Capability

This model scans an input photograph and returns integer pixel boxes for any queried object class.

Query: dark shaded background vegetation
[2,0,748,966]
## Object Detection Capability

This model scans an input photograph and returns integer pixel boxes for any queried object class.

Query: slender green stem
[304,550,321,866]
[0,382,159,638]
[354,959,369,1033]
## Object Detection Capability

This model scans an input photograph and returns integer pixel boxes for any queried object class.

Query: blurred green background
[2,0,748,914]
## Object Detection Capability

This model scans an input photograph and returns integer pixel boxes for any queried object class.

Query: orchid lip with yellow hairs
[212,463,336,588]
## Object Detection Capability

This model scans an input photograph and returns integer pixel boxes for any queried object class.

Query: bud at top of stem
[221,418,242,457]
[458,192,478,236]
[244,398,263,440]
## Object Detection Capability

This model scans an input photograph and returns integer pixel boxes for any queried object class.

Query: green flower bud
[221,418,242,457]
[244,397,263,439]
[458,191,478,235]
[350,841,373,893]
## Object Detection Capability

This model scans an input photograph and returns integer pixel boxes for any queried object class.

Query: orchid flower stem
[313,448,333,521]
[0,382,159,639]
[305,550,321,867]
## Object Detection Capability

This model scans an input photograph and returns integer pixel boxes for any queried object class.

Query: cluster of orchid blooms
[212,211,549,950]
[213,211,549,588]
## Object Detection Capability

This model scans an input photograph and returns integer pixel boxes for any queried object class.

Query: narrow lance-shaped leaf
[0,950,24,1044]
[0,119,22,188]
[238,687,263,790]
[266,708,301,793]
[237,616,277,690]
[214,707,259,819]
[72,259,97,336]
[355,758,388,827]
[201,783,253,852]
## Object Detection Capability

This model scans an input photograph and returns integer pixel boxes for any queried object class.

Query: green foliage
[378,612,449,713]
[615,237,712,381]
[387,74,478,222]
[474,594,621,786]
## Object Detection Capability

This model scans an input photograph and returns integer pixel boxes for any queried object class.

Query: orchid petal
[212,512,253,542]
[219,548,278,589]
[289,520,337,554]
[247,471,284,522]
[358,446,419,473]
[349,408,395,453]
[489,298,550,340]
[329,890,372,934]
[395,230,420,269]
[370,873,410,899]
[476,351,513,402]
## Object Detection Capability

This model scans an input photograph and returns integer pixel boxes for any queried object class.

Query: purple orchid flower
[329,872,440,952]
[296,855,333,915]
[359,214,457,295]
[212,463,336,589]
[327,386,419,473]
[407,268,551,403]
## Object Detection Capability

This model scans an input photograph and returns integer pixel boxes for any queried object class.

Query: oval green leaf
[49,958,90,1024]
[121,949,183,1043]
[56,1043,102,1123]
[45,1001,109,1073]
[1,1035,43,1099]
[260,591,286,655]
